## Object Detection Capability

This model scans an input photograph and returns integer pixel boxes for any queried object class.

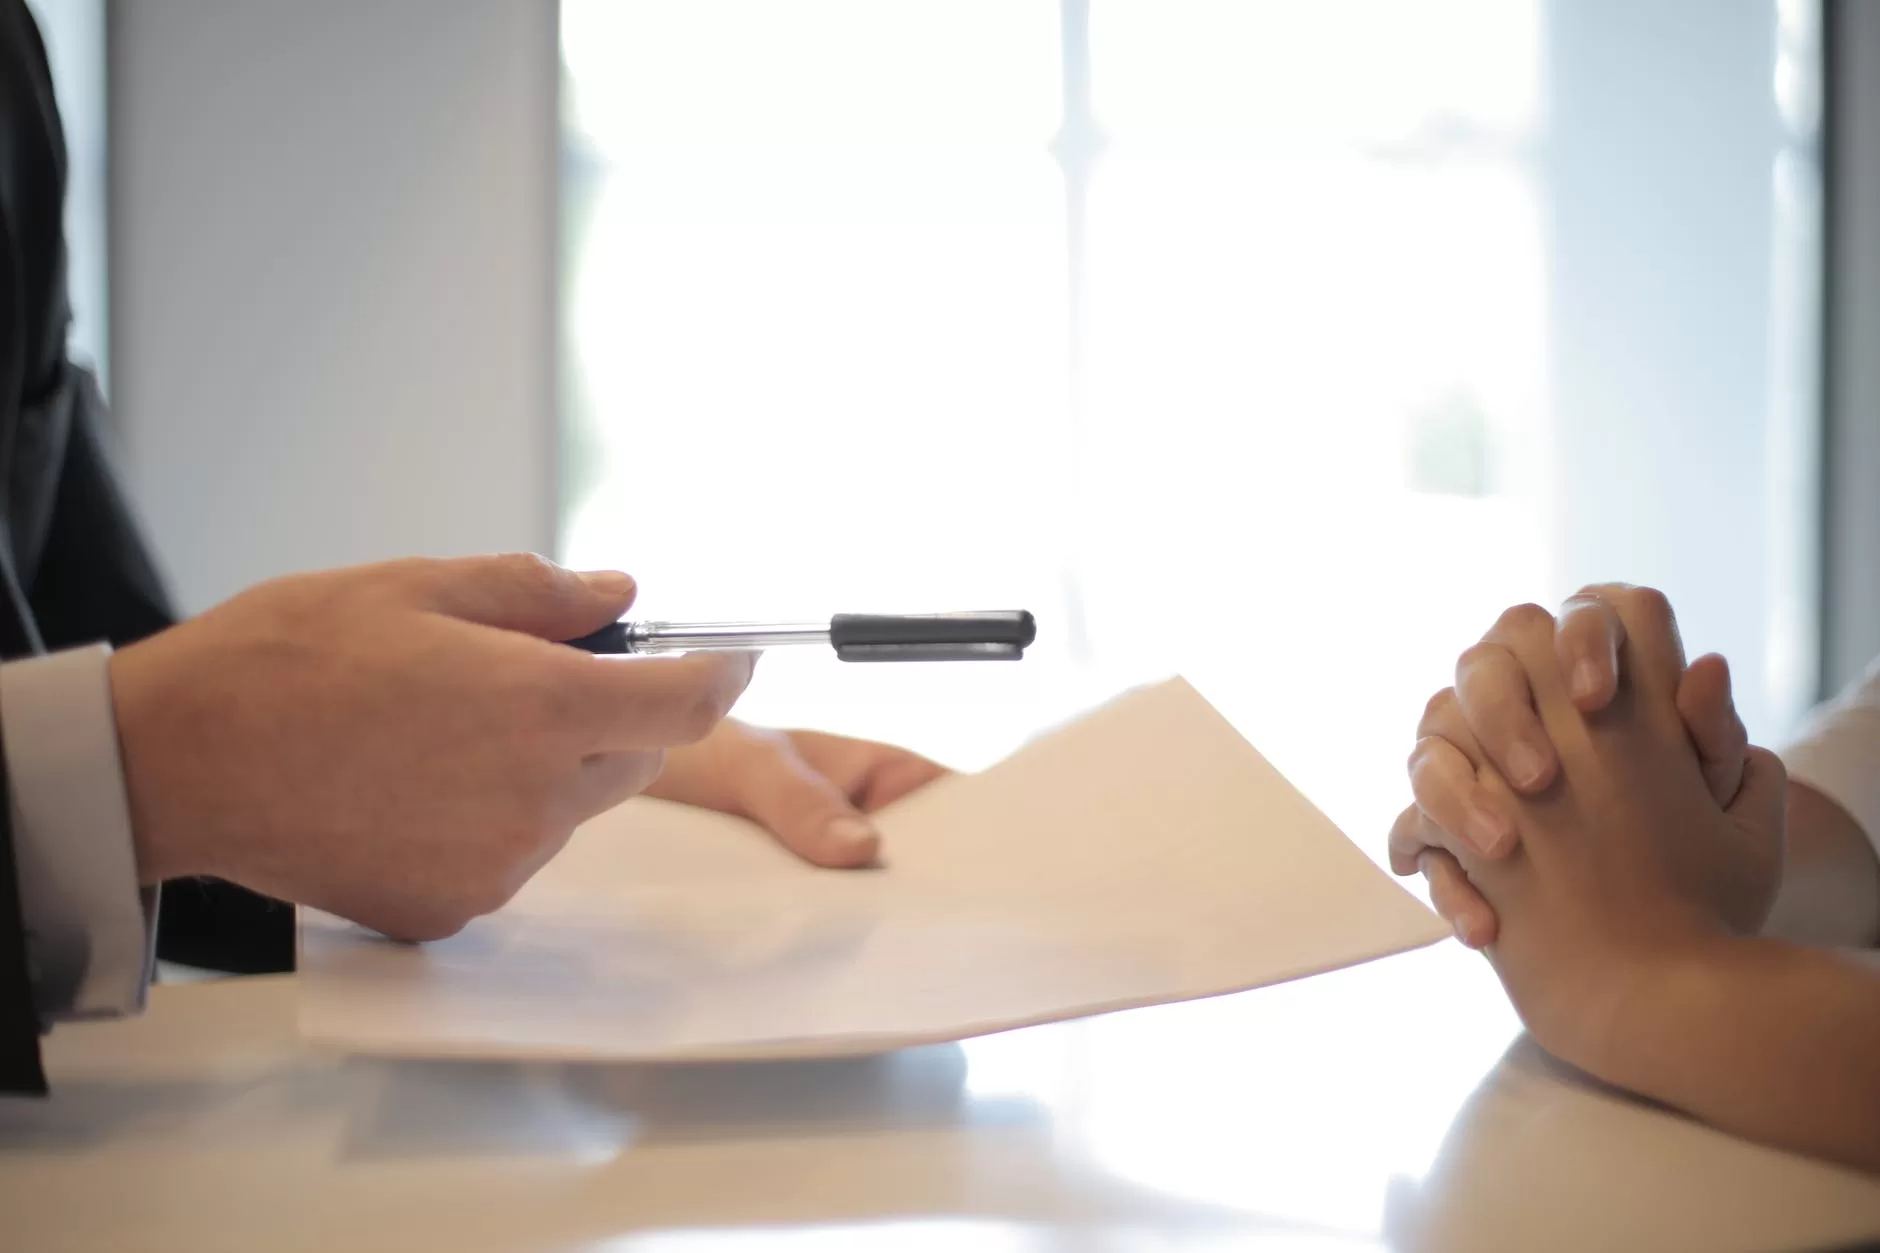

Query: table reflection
[600,1220,1386,1252]
[1061,944,1518,1235]
[15,944,1880,1253]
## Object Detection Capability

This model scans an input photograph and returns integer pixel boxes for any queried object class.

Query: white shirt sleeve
[1781,654,1880,857]
[0,644,156,1020]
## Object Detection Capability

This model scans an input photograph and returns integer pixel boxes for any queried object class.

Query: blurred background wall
[104,0,558,614]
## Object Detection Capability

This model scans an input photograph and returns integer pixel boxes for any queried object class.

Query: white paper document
[298,678,1448,1060]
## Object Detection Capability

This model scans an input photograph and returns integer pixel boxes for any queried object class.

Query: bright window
[560,1,1817,870]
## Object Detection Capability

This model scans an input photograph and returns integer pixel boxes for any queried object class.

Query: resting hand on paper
[110,555,753,942]
[647,721,947,866]
[1390,585,1761,947]
[1399,592,1880,1172]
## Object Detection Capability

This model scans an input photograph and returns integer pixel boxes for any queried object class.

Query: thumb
[1723,745,1788,933]
[415,553,636,640]
[1728,744,1789,839]
[1677,653,1749,806]
[735,742,883,869]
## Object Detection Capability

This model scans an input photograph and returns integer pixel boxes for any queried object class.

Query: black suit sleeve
[27,383,294,976]
[25,369,174,653]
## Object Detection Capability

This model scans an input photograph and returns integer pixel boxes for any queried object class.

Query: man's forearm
[1762,781,1880,949]
[1600,937,1880,1173]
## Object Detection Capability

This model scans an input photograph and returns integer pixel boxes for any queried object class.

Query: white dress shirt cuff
[1781,655,1880,861]
[1,644,156,1021]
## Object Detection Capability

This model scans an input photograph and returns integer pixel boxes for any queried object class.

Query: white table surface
[4,943,1879,1253]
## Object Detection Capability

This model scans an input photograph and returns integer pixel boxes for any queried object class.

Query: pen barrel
[566,611,1037,659]
[626,622,830,653]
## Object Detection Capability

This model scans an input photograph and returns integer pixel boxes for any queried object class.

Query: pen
[564,610,1036,662]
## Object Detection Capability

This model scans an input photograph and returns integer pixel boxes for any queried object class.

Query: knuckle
[1454,642,1512,685]
[497,551,567,599]
[1419,687,1458,732]
[1627,585,1674,626]
[1493,602,1555,640]
[1407,742,1475,821]
[679,690,733,743]
[383,556,438,582]
[389,556,460,603]
[670,662,747,744]
[1405,735,1449,784]
[1388,805,1432,862]
[1564,582,1622,613]
[1455,641,1496,668]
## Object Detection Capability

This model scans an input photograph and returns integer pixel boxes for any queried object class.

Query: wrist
[109,638,214,883]
[1573,932,1768,1091]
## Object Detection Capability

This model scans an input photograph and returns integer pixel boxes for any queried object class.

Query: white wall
[1543,0,1814,738]
[109,0,559,613]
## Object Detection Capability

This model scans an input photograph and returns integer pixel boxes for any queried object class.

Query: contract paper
[297,678,1448,1060]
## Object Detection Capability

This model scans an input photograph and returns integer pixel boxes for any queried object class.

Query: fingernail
[1452,917,1473,947]
[1571,660,1601,702]
[1466,807,1509,857]
[580,570,634,598]
[1506,742,1547,789]
[825,816,879,857]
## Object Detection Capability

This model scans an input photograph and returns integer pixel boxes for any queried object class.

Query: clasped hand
[1388,585,1786,1070]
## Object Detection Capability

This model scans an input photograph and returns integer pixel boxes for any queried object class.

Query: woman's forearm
[1762,782,1880,949]
[1598,937,1880,1173]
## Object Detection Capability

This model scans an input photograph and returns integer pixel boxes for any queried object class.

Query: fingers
[1555,592,1627,711]
[413,553,638,640]
[1478,602,1567,699]
[1390,790,1502,946]
[1389,802,1443,876]
[723,736,884,868]
[783,730,950,811]
[854,752,950,811]
[1419,848,1500,949]
[573,651,758,750]
[1678,653,1749,806]
[1408,734,1516,858]
[1454,642,1556,792]
[642,722,935,866]
[1573,583,1686,703]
